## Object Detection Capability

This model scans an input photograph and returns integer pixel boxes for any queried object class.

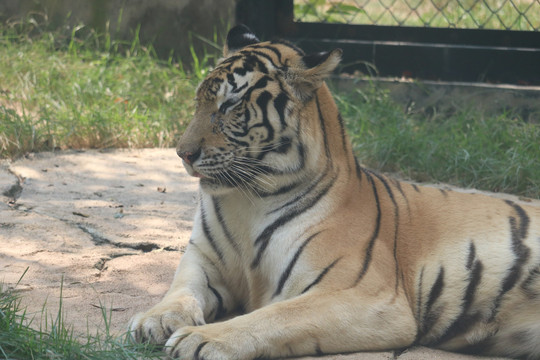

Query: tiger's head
[176,25,342,195]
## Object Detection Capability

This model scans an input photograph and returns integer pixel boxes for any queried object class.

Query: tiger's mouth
[183,162,236,187]
[182,160,208,179]
[191,170,205,179]
[183,156,265,190]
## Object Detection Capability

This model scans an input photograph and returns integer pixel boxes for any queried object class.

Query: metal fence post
[235,0,294,40]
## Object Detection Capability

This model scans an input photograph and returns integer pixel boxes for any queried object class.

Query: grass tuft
[0,273,165,360]
[335,85,540,199]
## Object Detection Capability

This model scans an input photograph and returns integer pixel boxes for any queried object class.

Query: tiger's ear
[223,24,260,56]
[288,48,342,101]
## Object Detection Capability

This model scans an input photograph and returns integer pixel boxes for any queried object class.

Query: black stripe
[232,65,249,76]
[200,200,225,264]
[198,77,225,97]
[242,53,269,74]
[367,170,401,292]
[354,171,382,285]
[354,157,363,181]
[337,113,350,163]
[226,132,251,148]
[247,45,285,64]
[212,197,240,254]
[434,243,483,345]
[260,44,285,63]
[425,267,445,318]
[274,92,289,130]
[268,168,328,214]
[489,201,531,321]
[296,142,306,172]
[301,257,342,294]
[505,200,530,239]
[242,50,280,70]
[315,342,324,356]
[315,95,332,159]
[260,136,291,155]
[273,232,322,297]
[244,76,271,102]
[392,179,406,200]
[257,143,305,176]
[226,73,236,87]
[460,338,494,356]
[401,270,411,308]
[259,179,302,197]
[251,174,336,268]
[230,105,252,138]
[189,242,220,274]
[269,39,305,56]
[220,54,243,69]
[416,267,425,326]
[412,184,420,192]
[258,140,306,174]
[232,81,248,94]
[205,274,226,320]
[466,241,476,269]
[521,265,540,298]
[255,90,274,143]
[420,266,445,338]
[391,178,411,215]
[194,341,209,360]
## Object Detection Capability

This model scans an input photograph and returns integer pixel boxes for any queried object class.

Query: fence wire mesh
[294,0,540,30]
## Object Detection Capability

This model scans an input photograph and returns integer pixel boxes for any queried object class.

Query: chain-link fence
[294,0,540,31]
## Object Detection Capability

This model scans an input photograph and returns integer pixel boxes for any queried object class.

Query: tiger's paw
[165,323,257,360]
[128,296,205,345]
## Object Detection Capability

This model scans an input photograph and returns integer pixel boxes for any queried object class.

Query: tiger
[128,24,540,360]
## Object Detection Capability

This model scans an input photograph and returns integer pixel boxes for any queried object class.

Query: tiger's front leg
[128,245,233,345]
[165,288,417,360]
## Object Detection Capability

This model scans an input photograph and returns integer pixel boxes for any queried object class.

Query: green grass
[0,274,165,360]
[0,16,213,159]
[335,85,540,199]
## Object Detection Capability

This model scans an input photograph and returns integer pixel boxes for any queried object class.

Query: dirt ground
[0,148,524,359]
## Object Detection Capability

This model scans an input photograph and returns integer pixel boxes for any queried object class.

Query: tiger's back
[129,25,540,360]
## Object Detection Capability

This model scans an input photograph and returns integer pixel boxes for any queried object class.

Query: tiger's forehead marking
[196,67,253,105]
[196,41,303,103]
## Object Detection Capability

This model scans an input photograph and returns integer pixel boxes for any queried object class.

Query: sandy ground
[0,148,523,359]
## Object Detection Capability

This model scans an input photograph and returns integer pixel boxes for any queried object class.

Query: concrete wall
[0,0,236,63]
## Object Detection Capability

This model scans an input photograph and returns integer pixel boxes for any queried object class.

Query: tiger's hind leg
[164,288,417,360]
[485,296,540,359]
[438,279,540,359]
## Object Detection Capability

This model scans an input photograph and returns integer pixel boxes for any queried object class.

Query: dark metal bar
[282,22,540,48]
[236,0,540,85]
[296,38,540,84]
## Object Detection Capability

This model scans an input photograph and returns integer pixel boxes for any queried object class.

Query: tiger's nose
[177,148,201,165]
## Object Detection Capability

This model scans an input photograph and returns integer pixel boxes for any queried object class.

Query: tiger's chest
[191,190,335,311]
